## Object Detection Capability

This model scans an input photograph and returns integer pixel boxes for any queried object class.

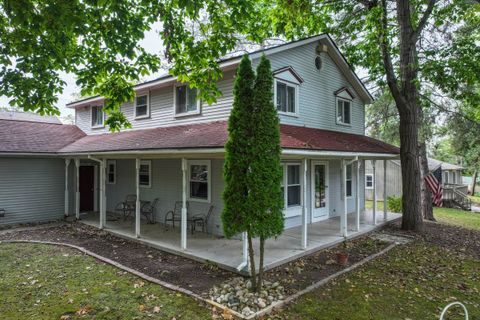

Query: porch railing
[443,184,471,211]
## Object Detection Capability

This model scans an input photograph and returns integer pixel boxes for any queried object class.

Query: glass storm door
[311,161,329,221]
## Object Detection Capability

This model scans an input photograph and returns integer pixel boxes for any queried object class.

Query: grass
[366,200,480,231]
[434,207,480,231]
[469,194,480,205]
[280,243,480,320]
[0,243,211,320]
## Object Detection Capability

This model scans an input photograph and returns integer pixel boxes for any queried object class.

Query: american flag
[425,165,443,207]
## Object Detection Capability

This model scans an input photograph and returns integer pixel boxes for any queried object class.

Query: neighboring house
[0,34,400,271]
[365,158,469,204]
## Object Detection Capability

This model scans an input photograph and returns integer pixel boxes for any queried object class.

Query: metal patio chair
[192,205,214,234]
[141,198,159,224]
[114,194,137,221]
[164,201,189,230]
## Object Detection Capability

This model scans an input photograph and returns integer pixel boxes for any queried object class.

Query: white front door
[311,161,329,222]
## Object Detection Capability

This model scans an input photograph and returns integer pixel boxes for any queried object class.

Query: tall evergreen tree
[222,54,284,292]
[222,55,255,239]
[248,55,284,288]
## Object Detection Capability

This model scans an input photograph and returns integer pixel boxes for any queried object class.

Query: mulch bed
[0,222,392,298]
[0,223,235,294]
[384,219,480,259]
[263,236,389,295]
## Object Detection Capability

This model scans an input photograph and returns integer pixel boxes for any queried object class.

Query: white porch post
[242,231,248,269]
[372,159,377,225]
[181,158,187,250]
[341,160,348,237]
[383,160,388,220]
[135,158,141,238]
[301,158,308,249]
[99,159,106,229]
[75,159,80,220]
[64,158,71,217]
[355,159,361,231]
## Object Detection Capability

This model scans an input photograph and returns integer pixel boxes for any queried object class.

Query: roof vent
[315,55,322,71]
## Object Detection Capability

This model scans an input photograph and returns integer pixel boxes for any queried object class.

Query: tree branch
[412,0,437,43]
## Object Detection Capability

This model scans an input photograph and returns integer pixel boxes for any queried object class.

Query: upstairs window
[135,93,149,119]
[175,85,200,115]
[276,80,297,114]
[91,105,104,128]
[336,98,351,125]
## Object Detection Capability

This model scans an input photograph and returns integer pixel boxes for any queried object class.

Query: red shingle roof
[0,119,86,153]
[59,121,398,154]
[0,119,399,155]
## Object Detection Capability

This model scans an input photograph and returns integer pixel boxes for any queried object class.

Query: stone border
[1,238,401,320]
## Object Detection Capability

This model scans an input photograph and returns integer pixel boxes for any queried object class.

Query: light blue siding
[0,158,65,225]
[75,43,365,136]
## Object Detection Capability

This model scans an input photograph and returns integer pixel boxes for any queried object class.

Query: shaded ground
[274,221,480,319]
[0,223,235,294]
[0,243,211,320]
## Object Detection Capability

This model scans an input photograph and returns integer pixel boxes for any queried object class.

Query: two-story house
[0,34,399,272]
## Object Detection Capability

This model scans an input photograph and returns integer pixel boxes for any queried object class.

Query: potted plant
[336,237,349,266]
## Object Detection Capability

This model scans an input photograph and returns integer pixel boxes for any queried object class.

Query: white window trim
[134,92,150,120]
[90,105,105,129]
[346,163,353,198]
[139,160,152,188]
[335,97,352,126]
[365,173,374,189]
[173,84,201,118]
[274,78,299,117]
[106,160,116,185]
[281,162,303,218]
[187,160,211,203]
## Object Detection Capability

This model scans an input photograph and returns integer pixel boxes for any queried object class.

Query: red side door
[79,166,94,212]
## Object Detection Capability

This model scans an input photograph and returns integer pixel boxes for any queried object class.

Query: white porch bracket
[64,158,71,217]
[237,231,249,272]
[74,158,80,220]
[355,159,361,231]
[181,158,188,250]
[301,158,308,249]
[135,158,141,238]
[372,159,377,225]
[383,159,388,220]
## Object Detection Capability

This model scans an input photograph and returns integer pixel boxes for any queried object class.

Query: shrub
[387,196,403,213]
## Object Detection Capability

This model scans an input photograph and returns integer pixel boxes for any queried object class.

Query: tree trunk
[398,108,424,231]
[247,230,257,292]
[419,141,435,221]
[470,170,478,195]
[257,237,265,292]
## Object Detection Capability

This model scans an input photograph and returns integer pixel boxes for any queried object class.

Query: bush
[387,196,403,213]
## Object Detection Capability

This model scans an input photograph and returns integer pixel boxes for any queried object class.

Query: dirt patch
[384,220,480,259]
[0,223,234,294]
[263,237,389,295]
[0,222,393,299]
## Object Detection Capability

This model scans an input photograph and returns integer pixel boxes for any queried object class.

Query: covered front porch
[80,208,400,273]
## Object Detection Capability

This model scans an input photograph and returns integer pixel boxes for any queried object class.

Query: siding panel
[0,158,65,225]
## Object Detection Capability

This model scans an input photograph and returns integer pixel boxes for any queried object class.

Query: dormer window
[135,93,150,119]
[335,87,355,126]
[91,105,104,128]
[276,81,297,114]
[273,66,303,117]
[336,99,351,125]
[174,84,200,116]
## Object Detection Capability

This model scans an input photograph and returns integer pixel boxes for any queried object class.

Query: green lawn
[470,194,480,205]
[280,243,480,320]
[0,243,211,320]
[366,200,480,231]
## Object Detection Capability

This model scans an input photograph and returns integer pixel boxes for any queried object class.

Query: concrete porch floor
[80,211,401,273]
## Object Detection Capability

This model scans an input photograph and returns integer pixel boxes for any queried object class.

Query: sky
[0,23,165,121]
